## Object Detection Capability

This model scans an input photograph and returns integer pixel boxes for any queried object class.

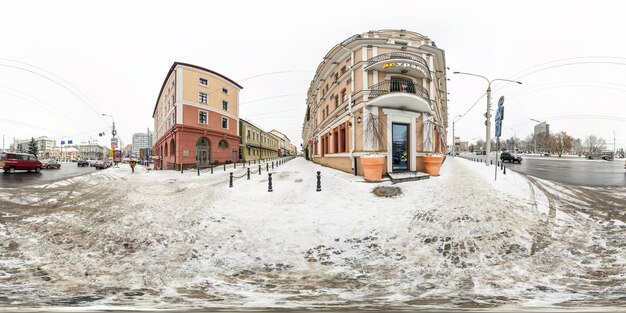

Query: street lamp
[453,71,522,166]
[530,118,542,154]
[452,114,462,156]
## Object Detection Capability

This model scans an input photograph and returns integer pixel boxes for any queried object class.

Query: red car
[1,152,43,174]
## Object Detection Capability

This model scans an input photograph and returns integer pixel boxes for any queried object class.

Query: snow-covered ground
[0,157,624,310]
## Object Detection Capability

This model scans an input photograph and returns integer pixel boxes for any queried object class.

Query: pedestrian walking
[130,159,136,173]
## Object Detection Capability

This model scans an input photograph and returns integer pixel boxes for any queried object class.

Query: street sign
[60,140,65,145]
[495,96,505,138]
[111,138,118,149]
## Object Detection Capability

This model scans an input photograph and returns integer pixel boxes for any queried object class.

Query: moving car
[500,152,522,164]
[42,159,61,169]
[77,160,89,167]
[1,152,43,173]
[94,160,106,169]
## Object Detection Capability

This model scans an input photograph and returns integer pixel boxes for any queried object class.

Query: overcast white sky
[1,0,625,151]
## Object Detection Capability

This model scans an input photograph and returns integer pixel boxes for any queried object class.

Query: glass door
[392,123,409,172]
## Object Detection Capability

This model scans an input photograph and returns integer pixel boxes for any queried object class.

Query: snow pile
[0,157,624,310]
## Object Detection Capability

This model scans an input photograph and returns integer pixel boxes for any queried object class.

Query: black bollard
[490,160,493,165]
[316,171,321,192]
[234,162,236,169]
[258,164,261,175]
[224,163,226,171]
[266,163,269,171]
[211,165,213,174]
[198,167,200,176]
[504,166,506,175]
[268,173,273,192]
[272,161,274,169]
[248,160,250,167]
[247,167,250,180]
[229,172,233,188]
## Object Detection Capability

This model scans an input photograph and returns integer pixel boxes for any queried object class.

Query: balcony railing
[368,79,430,102]
[366,52,429,69]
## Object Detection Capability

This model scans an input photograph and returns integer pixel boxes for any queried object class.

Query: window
[247,130,250,139]
[221,117,228,129]
[222,100,229,111]
[199,111,208,124]
[199,77,208,86]
[199,92,207,104]
[172,95,175,106]
[222,87,229,94]
[218,140,228,148]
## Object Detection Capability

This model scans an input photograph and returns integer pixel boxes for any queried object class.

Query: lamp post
[530,118,542,154]
[452,115,462,156]
[453,71,522,166]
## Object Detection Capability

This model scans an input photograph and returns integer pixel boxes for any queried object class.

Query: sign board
[113,150,122,163]
[109,149,114,157]
[183,150,189,157]
[494,96,505,138]
[111,138,118,149]
[308,140,314,145]
[60,140,65,145]
[68,140,73,145]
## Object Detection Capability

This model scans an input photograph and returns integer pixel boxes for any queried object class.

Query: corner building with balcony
[301,29,448,175]
[152,62,243,170]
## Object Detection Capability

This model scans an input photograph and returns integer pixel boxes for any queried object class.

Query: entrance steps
[388,171,430,184]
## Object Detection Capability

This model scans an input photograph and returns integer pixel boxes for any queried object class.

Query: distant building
[132,131,151,154]
[269,129,291,156]
[239,119,279,161]
[534,122,549,136]
[76,141,107,160]
[459,141,469,152]
[290,143,298,156]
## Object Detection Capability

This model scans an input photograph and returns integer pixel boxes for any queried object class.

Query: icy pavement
[0,157,625,310]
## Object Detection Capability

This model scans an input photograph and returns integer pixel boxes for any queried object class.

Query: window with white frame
[221,117,228,129]
[222,100,228,111]
[199,111,208,124]
[199,92,207,104]
[199,77,208,86]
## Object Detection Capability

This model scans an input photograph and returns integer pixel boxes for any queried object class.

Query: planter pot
[361,155,385,182]
[423,155,444,176]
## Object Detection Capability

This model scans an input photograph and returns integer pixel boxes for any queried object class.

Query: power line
[0,61,107,124]
[0,85,81,128]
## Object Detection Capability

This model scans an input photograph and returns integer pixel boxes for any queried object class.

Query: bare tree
[552,131,573,157]
[584,135,607,153]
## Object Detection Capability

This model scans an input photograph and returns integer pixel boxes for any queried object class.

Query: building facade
[152,62,243,170]
[269,130,291,156]
[132,131,151,154]
[301,29,448,175]
[239,119,279,161]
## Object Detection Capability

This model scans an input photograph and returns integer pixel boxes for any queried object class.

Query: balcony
[364,52,431,80]
[367,79,432,114]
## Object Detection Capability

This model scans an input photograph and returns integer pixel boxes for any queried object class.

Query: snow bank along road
[0,157,625,310]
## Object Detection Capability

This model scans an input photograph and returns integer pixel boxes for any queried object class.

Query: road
[459,153,626,187]
[0,162,96,188]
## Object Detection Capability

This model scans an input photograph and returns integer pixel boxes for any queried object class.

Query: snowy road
[0,157,625,310]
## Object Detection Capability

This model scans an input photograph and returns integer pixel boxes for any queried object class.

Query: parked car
[88,159,98,167]
[94,160,107,169]
[77,160,89,167]
[500,152,522,163]
[1,152,43,173]
[42,159,61,169]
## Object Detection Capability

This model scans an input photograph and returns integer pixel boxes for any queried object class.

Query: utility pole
[452,115,462,156]
[453,71,522,166]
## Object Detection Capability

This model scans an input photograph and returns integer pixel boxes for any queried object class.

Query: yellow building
[301,29,448,175]
[239,119,279,161]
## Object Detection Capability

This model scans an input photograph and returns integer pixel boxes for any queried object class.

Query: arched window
[164,143,168,156]
[170,139,176,156]
[218,140,228,148]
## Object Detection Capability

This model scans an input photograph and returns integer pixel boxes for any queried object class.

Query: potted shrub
[423,122,446,176]
[362,112,386,182]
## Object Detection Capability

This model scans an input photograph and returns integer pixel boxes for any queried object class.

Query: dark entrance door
[196,137,211,167]
[392,123,409,172]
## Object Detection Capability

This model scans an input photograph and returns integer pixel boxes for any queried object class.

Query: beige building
[152,62,242,169]
[301,29,448,175]
[239,118,279,161]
